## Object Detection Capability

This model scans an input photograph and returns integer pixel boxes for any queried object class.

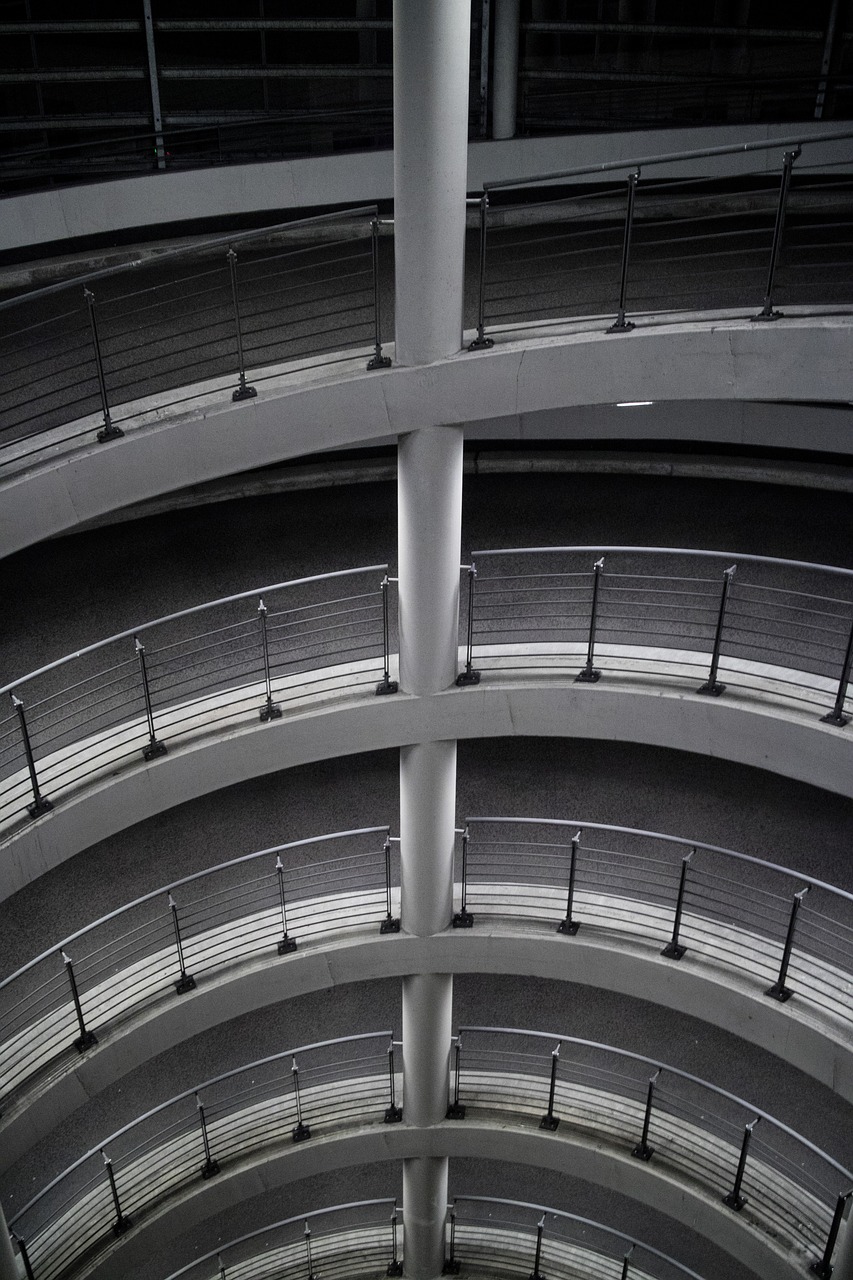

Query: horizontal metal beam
[0,20,140,32]
[158,64,392,79]
[521,20,824,39]
[0,68,144,82]
[156,19,392,31]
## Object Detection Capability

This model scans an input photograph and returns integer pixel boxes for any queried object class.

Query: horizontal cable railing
[454,817,853,1031]
[7,1032,402,1280]
[0,205,392,469]
[466,127,853,348]
[448,1027,853,1278]
[0,564,397,833]
[0,826,400,1115]
[447,1196,707,1280]
[160,1198,403,1280]
[457,545,853,723]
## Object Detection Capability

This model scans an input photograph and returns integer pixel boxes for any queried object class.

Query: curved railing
[7,1032,401,1280]
[0,564,395,835]
[455,816,853,1032]
[459,545,853,723]
[448,1027,853,1277]
[0,827,399,1116]
[0,205,391,469]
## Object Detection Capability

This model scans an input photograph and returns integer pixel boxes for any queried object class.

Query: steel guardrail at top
[449,1026,853,1279]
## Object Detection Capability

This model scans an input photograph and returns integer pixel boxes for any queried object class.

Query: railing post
[632,1068,661,1161]
[661,850,694,959]
[274,855,298,954]
[227,246,257,402]
[456,564,481,686]
[380,836,401,934]
[557,831,582,935]
[453,825,474,927]
[811,1190,852,1279]
[539,1043,561,1131]
[387,1204,404,1276]
[446,1036,466,1119]
[576,557,605,683]
[723,1117,760,1211]
[821,615,853,727]
[257,599,281,721]
[61,949,98,1052]
[376,575,399,695]
[697,565,736,696]
[753,148,800,322]
[385,1038,403,1122]
[367,217,392,370]
[217,1255,227,1280]
[83,286,123,442]
[607,170,639,333]
[468,194,494,350]
[196,1091,221,1179]
[303,1223,316,1280]
[292,1056,311,1142]
[766,886,809,1002]
[102,1150,131,1235]
[443,1205,460,1275]
[10,694,53,818]
[530,1214,546,1280]
[168,892,196,992]
[621,1244,635,1280]
[10,1234,35,1280]
[135,637,167,759]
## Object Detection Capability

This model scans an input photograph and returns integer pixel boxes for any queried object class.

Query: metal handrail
[470,544,853,578]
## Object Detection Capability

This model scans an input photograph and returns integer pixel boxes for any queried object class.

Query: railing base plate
[387,1263,404,1277]
[142,739,168,761]
[384,1105,403,1124]
[442,1262,461,1275]
[557,919,580,935]
[380,917,401,934]
[697,681,725,696]
[661,942,686,960]
[232,384,257,402]
[260,702,282,721]
[112,1216,132,1237]
[821,710,850,727]
[26,796,54,819]
[632,1142,654,1161]
[575,668,600,683]
[292,1122,312,1143]
[73,1030,98,1053]
[468,335,494,351]
[723,1192,746,1212]
[97,423,124,443]
[376,678,399,696]
[764,981,793,1002]
[201,1158,221,1180]
[367,353,392,370]
[446,1103,466,1119]
[174,973,196,994]
[539,1114,559,1131]
[278,936,298,955]
[456,670,481,686]
[453,911,474,928]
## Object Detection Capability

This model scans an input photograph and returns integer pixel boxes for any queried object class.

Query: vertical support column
[141,0,165,169]
[492,0,521,139]
[829,1204,853,1280]
[0,1203,20,1280]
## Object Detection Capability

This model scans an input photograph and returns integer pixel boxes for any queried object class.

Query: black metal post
[698,565,736,696]
[218,1254,227,1280]
[822,615,853,727]
[367,217,392,370]
[292,1057,311,1141]
[257,599,282,721]
[376,576,399,695]
[83,286,123,442]
[387,1205,403,1276]
[632,1068,660,1161]
[529,1214,546,1280]
[766,886,809,1002]
[227,246,257,402]
[11,694,53,818]
[303,1223,316,1280]
[576,557,605,683]
[443,1206,460,1275]
[11,1234,36,1280]
[607,171,639,333]
[723,1118,760,1211]
[539,1043,561,1130]
[620,1244,635,1280]
[469,194,495,350]
[275,854,298,954]
[453,826,474,927]
[753,149,800,322]
[385,1039,403,1122]
[380,836,401,933]
[61,949,98,1052]
[168,892,196,992]
[811,1189,852,1279]
[661,850,694,960]
[102,1150,131,1235]
[135,637,167,760]
[456,565,481,686]
[557,831,582,935]
[196,1092,221,1179]
[447,1036,466,1118]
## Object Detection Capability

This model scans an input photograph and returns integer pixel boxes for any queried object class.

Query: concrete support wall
[0,1206,20,1280]
[493,0,521,139]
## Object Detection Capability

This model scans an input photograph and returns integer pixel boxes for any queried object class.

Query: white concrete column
[400,740,456,933]
[393,0,472,365]
[402,1156,449,1280]
[0,1205,20,1280]
[402,972,454,1126]
[398,426,464,696]
[493,0,521,139]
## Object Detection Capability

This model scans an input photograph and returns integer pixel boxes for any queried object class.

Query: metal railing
[0,564,396,833]
[0,826,399,1115]
[453,817,853,1030]
[457,546,853,724]
[448,1027,853,1278]
[7,1032,401,1280]
[446,1196,707,1280]
[467,127,853,348]
[0,205,392,468]
[160,1199,403,1280]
